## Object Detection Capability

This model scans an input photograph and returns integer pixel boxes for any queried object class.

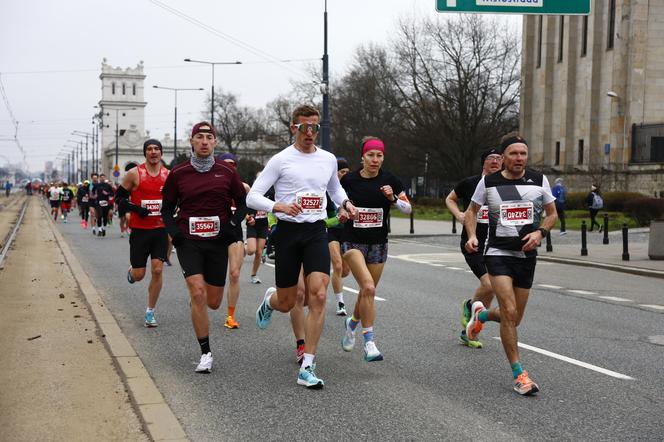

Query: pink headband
[362,139,385,156]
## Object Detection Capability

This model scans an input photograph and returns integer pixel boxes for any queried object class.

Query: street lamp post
[72,130,93,178]
[153,85,204,161]
[321,0,331,152]
[183,58,242,128]
[100,107,135,181]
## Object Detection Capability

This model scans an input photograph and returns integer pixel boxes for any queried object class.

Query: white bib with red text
[477,205,489,224]
[141,199,162,217]
[499,202,534,226]
[353,207,384,229]
[296,192,324,214]
[189,216,220,237]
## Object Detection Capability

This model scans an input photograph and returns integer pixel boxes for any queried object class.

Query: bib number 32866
[353,207,383,228]
[500,202,534,226]
[189,216,220,237]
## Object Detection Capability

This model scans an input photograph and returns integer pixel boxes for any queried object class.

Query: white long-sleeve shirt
[247,145,349,223]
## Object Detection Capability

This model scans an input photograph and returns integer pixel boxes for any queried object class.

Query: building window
[578,139,584,165]
[555,142,561,165]
[652,137,664,163]
[132,83,136,95]
[558,16,564,62]
[608,0,616,50]
[122,83,126,95]
[537,15,543,68]
[581,15,588,57]
[111,82,115,95]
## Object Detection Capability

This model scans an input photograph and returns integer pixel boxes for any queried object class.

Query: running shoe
[120,232,125,238]
[460,299,472,329]
[296,344,305,365]
[256,287,276,329]
[336,302,347,316]
[250,275,262,284]
[144,311,158,327]
[164,258,172,267]
[195,352,213,373]
[92,227,97,236]
[101,228,106,237]
[341,317,356,352]
[364,341,384,362]
[261,250,266,263]
[513,370,539,396]
[458,330,483,349]
[297,365,324,389]
[224,315,240,329]
[466,301,486,341]
[127,267,135,284]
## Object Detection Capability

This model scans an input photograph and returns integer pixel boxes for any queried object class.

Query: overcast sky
[0,0,520,172]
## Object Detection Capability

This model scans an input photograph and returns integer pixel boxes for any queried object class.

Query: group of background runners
[43,103,557,397]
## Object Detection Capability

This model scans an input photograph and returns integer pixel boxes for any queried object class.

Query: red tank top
[129,164,169,229]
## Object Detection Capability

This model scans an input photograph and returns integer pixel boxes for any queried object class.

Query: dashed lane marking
[493,338,635,381]
[598,296,632,302]
[538,284,563,289]
[567,289,598,295]
[640,304,664,310]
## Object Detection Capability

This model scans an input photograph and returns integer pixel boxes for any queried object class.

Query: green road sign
[436,0,590,15]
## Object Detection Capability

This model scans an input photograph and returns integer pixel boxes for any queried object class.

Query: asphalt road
[55,218,664,441]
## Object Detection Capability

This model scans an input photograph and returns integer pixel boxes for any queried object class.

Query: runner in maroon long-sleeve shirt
[161,121,247,374]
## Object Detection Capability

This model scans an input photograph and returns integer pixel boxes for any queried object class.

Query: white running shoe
[364,341,384,362]
[195,352,213,373]
[250,275,262,284]
[341,317,356,352]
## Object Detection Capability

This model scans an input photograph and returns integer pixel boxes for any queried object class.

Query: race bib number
[353,207,384,228]
[477,205,489,224]
[189,216,220,237]
[500,202,534,226]
[82,196,89,203]
[98,200,109,207]
[141,199,162,217]
[255,210,267,219]
[296,192,324,213]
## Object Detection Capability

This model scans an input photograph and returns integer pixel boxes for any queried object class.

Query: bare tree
[210,89,257,154]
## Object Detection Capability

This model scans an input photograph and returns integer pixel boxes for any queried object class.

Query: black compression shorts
[273,220,329,288]
[129,228,168,268]
[463,252,488,279]
[246,220,269,239]
[485,255,537,289]
[327,227,343,243]
[175,238,229,287]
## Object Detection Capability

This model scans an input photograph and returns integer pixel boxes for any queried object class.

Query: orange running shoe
[224,315,240,329]
[513,371,540,396]
[465,301,486,341]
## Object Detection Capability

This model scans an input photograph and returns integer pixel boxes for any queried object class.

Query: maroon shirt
[162,160,246,240]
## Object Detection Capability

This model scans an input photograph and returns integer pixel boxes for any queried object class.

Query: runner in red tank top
[115,139,170,328]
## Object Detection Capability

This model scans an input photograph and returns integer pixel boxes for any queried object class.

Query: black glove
[137,206,151,218]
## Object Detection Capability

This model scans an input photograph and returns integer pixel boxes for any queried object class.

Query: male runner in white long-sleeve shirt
[247,104,357,389]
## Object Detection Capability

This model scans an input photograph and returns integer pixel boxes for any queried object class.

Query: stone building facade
[520,0,664,197]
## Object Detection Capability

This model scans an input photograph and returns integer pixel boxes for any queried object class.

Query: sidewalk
[388,216,664,278]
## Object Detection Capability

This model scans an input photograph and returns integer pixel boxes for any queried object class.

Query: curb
[537,255,664,279]
[43,204,189,442]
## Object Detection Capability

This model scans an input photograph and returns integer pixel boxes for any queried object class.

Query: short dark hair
[291,105,320,124]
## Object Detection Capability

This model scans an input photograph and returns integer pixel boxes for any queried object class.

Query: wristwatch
[537,227,548,237]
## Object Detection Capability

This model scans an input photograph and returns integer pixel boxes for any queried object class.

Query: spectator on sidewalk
[5,180,12,197]
[552,178,567,235]
[587,185,603,232]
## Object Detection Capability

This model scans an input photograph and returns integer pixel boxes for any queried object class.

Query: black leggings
[80,203,89,221]
[589,209,600,231]
[97,206,110,227]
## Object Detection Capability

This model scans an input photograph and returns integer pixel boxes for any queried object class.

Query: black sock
[296,339,305,347]
[466,300,472,311]
[198,336,210,354]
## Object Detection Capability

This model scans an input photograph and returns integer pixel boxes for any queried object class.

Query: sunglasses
[293,123,321,134]
[485,155,503,162]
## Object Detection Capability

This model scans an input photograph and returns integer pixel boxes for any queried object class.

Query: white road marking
[493,338,635,380]
[640,304,664,310]
[567,289,598,295]
[343,286,385,301]
[447,267,463,270]
[598,296,632,302]
[537,284,563,289]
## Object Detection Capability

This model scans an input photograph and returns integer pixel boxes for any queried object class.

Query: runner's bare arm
[464,202,481,253]
[445,190,465,223]
[521,202,558,252]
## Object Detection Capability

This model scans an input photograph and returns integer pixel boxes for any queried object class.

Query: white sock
[335,292,344,303]
[146,307,154,313]
[265,293,273,309]
[301,353,315,369]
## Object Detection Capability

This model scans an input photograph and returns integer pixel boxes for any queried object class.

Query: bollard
[409,209,414,234]
[546,230,553,252]
[622,223,630,261]
[581,221,588,256]
[452,216,457,234]
[602,213,609,245]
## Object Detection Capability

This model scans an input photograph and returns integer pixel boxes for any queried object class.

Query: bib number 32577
[189,216,220,237]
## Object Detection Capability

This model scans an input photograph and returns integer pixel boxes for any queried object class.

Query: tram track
[0,195,30,269]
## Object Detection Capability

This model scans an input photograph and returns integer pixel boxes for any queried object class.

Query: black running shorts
[327,227,343,244]
[49,200,60,208]
[176,237,229,287]
[246,220,269,239]
[129,228,168,268]
[463,251,488,279]
[484,255,537,289]
[273,220,329,288]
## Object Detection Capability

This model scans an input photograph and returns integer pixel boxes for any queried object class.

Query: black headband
[500,136,527,152]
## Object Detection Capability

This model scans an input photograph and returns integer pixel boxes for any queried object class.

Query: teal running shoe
[460,299,471,329]
[256,287,275,329]
[459,330,482,348]
[144,311,157,328]
[297,365,324,389]
[127,267,136,284]
[341,317,356,352]
[364,341,384,362]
